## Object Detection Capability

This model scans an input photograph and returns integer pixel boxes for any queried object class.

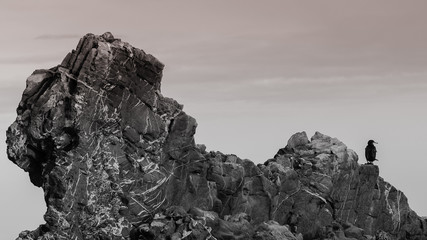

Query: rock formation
[6,32,427,240]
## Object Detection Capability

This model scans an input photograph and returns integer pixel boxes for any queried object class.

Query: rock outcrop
[7,33,427,240]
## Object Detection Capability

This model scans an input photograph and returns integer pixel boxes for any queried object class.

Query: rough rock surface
[7,33,427,240]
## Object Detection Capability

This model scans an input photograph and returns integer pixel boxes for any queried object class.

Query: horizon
[1,1,427,238]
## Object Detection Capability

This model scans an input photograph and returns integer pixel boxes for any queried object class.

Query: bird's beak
[374,141,378,144]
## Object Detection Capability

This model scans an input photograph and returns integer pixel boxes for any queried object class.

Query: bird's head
[368,140,378,145]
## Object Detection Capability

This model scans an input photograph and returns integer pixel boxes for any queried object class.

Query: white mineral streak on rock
[49,206,71,229]
[384,183,394,215]
[303,189,327,204]
[76,79,100,95]
[130,196,151,216]
[340,172,354,220]
[393,190,402,231]
[142,173,167,195]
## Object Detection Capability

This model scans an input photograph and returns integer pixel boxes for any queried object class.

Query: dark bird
[365,140,378,164]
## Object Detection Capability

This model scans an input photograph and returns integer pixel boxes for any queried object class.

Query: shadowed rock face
[7,33,427,240]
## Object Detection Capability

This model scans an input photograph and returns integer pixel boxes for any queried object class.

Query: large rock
[7,32,212,239]
[7,33,427,240]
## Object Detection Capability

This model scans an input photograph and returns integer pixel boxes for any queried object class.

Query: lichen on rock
[7,33,427,240]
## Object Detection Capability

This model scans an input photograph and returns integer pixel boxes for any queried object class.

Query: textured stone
[8,32,200,239]
[7,33,427,240]
[286,131,310,150]
[254,221,298,240]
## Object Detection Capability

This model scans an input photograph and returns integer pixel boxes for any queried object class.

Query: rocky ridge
[6,33,427,240]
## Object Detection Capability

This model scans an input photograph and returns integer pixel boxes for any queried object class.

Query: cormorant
[365,140,378,164]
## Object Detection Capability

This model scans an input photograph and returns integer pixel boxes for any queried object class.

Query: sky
[1,1,427,238]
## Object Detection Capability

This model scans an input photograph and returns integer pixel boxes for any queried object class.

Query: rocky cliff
[6,33,427,240]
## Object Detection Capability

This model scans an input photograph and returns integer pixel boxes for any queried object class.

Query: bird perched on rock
[365,140,378,164]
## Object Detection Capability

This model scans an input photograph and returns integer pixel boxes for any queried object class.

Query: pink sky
[1,1,427,238]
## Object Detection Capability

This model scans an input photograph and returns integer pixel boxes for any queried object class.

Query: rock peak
[6,33,427,240]
[60,32,164,91]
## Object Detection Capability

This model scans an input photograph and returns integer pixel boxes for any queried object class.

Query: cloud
[0,54,63,65]
[34,34,81,40]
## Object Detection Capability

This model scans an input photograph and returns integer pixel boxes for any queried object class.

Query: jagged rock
[7,33,427,240]
[253,221,298,240]
[342,222,365,240]
[286,131,310,151]
[7,32,209,239]
[324,222,358,240]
